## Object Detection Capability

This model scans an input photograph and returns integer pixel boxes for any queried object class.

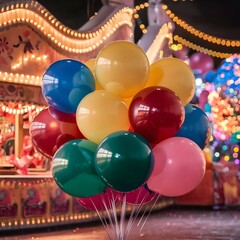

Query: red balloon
[30,107,84,158]
[56,134,77,149]
[125,185,157,205]
[189,52,214,74]
[48,106,76,122]
[76,188,120,211]
[129,87,185,144]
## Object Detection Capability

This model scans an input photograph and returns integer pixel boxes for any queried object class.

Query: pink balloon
[125,185,157,205]
[199,90,209,110]
[189,52,214,74]
[147,137,206,197]
[76,188,120,211]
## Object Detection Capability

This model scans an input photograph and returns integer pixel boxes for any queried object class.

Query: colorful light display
[207,55,240,163]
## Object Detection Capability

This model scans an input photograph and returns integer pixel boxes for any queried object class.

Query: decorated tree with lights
[207,54,240,163]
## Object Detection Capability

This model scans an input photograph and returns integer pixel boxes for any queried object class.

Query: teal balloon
[231,131,240,144]
[204,103,212,113]
[176,104,211,149]
[52,139,106,197]
[94,131,154,192]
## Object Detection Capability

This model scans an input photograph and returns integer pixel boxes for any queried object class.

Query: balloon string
[138,194,160,233]
[110,193,120,239]
[136,194,153,227]
[119,194,127,240]
[136,208,148,229]
[101,195,118,239]
[100,204,114,239]
[124,191,150,239]
[94,190,158,240]
[110,192,121,239]
[90,199,113,240]
[124,186,143,236]
[124,187,150,239]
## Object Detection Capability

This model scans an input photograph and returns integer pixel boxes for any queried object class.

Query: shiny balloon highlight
[95,41,150,98]
[129,86,185,144]
[146,58,195,105]
[52,139,106,198]
[147,137,206,197]
[94,131,154,192]
[30,107,83,158]
[42,59,95,114]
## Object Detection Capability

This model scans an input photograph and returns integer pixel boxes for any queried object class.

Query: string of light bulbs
[133,1,239,53]
[133,2,149,34]
[162,4,240,48]
[0,102,45,115]
[174,35,233,59]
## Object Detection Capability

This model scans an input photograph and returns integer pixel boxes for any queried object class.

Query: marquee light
[146,23,173,63]
[0,71,41,86]
[0,2,133,54]
[0,102,44,115]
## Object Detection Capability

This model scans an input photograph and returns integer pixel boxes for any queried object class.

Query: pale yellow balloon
[95,41,149,98]
[85,58,102,90]
[146,58,195,105]
[76,90,130,144]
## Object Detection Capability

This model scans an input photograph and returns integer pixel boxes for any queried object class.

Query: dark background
[36,0,240,41]
[37,0,103,30]
[162,0,239,39]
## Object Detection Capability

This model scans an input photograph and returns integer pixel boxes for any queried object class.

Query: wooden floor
[2,208,240,240]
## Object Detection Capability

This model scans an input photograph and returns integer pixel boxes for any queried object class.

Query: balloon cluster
[30,41,208,210]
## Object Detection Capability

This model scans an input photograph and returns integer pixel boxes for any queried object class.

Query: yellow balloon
[146,58,195,105]
[76,90,130,144]
[123,97,133,107]
[203,147,213,170]
[95,41,149,98]
[85,58,102,90]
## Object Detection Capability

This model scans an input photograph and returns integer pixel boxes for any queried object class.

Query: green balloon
[94,131,154,192]
[52,139,106,197]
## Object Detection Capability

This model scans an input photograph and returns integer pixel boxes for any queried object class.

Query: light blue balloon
[176,104,211,149]
[204,103,212,113]
[42,59,95,113]
[204,70,216,83]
